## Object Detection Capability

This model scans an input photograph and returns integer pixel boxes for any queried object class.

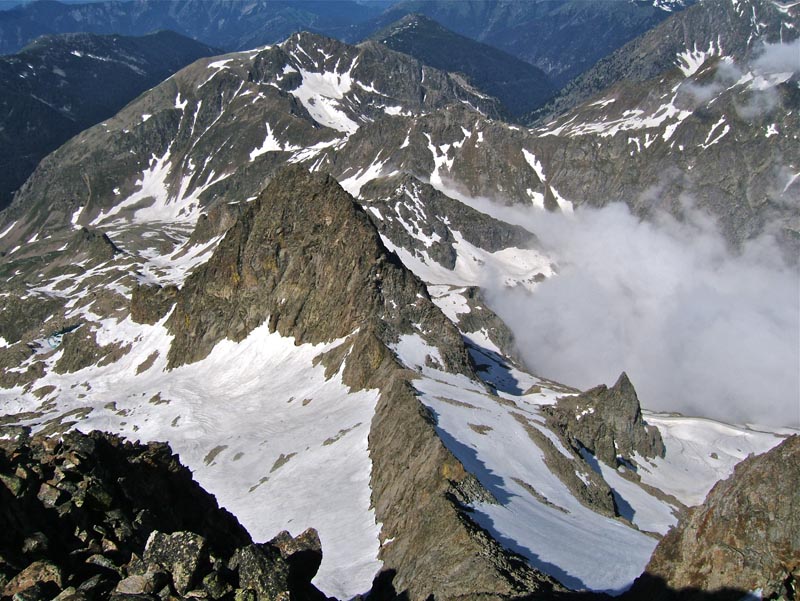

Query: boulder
[143,531,208,595]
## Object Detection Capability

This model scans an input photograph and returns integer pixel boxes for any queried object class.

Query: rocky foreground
[1,427,797,601]
[0,430,327,601]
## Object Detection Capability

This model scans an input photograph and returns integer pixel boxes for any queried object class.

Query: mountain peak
[166,165,473,376]
[369,11,555,117]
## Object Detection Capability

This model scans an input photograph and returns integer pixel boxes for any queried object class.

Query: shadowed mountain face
[349,0,695,86]
[368,13,555,117]
[0,0,384,55]
[0,29,219,210]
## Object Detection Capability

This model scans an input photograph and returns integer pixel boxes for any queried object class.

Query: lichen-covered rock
[631,435,800,600]
[143,531,208,594]
[230,545,291,601]
[2,560,62,597]
[544,372,665,466]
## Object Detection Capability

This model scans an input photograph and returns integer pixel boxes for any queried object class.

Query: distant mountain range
[351,0,696,85]
[0,0,385,55]
[0,29,218,210]
[0,0,693,88]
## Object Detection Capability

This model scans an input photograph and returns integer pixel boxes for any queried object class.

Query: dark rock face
[130,284,179,325]
[0,31,219,211]
[632,435,800,600]
[166,165,472,376]
[544,372,665,466]
[368,13,555,117]
[0,430,326,601]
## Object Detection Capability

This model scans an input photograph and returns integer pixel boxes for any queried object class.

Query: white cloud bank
[482,202,799,428]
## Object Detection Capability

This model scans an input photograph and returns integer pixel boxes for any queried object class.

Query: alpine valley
[0,1,798,600]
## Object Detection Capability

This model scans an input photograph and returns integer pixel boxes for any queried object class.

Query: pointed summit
[369,12,555,116]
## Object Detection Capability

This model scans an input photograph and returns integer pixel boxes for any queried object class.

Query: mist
[472,199,799,428]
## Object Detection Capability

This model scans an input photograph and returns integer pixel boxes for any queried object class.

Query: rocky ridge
[165,164,561,599]
[0,429,327,601]
[632,434,800,600]
[0,31,501,254]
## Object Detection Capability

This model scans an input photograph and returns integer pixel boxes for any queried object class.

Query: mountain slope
[368,13,555,117]
[0,29,219,211]
[0,31,499,252]
[632,435,800,599]
[531,0,800,122]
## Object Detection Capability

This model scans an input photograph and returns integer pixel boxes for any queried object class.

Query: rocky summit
[544,372,666,467]
[0,430,326,601]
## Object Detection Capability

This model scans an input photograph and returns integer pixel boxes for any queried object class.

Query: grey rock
[115,572,169,595]
[267,529,322,583]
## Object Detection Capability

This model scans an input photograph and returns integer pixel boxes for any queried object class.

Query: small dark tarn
[43,323,81,349]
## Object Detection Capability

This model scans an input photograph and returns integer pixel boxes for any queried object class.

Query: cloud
[677,39,800,119]
[475,200,799,429]
[752,37,800,75]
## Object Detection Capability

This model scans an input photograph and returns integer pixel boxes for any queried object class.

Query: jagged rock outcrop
[66,228,123,262]
[166,165,471,375]
[544,372,665,466]
[631,435,799,600]
[0,430,326,601]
